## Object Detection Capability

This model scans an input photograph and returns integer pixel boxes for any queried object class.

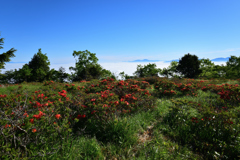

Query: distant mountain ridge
[125,59,161,62]
[210,57,230,62]
[125,57,231,63]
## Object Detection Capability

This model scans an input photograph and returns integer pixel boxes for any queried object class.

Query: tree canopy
[69,50,115,82]
[159,61,182,78]
[27,48,51,82]
[1,42,240,84]
[226,56,240,79]
[0,37,17,73]
[133,63,161,78]
[176,53,202,78]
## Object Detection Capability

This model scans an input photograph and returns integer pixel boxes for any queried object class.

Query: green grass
[1,78,240,159]
[0,82,43,95]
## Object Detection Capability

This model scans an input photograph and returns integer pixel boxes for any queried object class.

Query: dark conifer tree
[176,53,202,78]
[0,36,17,73]
[27,48,51,82]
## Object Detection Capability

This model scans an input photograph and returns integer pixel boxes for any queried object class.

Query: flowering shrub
[1,77,239,159]
[0,77,159,159]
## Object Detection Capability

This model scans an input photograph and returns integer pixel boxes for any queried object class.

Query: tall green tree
[44,67,70,83]
[197,58,216,79]
[45,68,58,82]
[160,68,170,78]
[176,53,202,78]
[57,66,70,83]
[226,56,240,79]
[211,64,228,79]
[15,64,33,83]
[27,48,51,82]
[160,61,182,78]
[94,68,116,80]
[69,50,96,81]
[0,37,17,73]
[167,61,180,78]
[69,50,107,82]
[84,63,105,80]
[133,63,161,78]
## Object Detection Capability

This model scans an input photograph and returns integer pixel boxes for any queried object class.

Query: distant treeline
[0,36,239,84]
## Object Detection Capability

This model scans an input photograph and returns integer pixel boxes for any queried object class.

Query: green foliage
[0,37,17,72]
[0,69,16,84]
[46,67,70,83]
[27,48,51,82]
[1,78,240,159]
[133,63,161,78]
[69,50,116,82]
[176,53,202,78]
[15,64,33,83]
[98,69,116,80]
[0,64,33,84]
[226,56,240,79]
[119,71,138,80]
[85,63,107,81]
[159,61,182,78]
[198,58,216,79]
[211,64,228,79]
[69,50,99,81]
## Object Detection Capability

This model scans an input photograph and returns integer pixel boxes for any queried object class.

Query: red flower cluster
[191,117,199,123]
[0,94,7,98]
[58,90,67,97]
[217,89,231,100]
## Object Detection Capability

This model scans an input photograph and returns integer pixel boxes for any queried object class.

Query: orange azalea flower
[32,128,37,133]
[48,100,53,104]
[61,90,67,94]
[55,114,61,119]
[30,119,34,124]
[38,111,45,116]
[33,115,41,120]
[23,113,29,117]
[4,124,11,128]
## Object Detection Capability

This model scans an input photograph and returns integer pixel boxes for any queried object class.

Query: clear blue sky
[1,0,240,78]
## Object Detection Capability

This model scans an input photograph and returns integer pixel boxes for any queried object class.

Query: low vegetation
[1,76,240,159]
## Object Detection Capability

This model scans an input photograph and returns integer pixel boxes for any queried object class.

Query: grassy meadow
[0,77,240,160]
